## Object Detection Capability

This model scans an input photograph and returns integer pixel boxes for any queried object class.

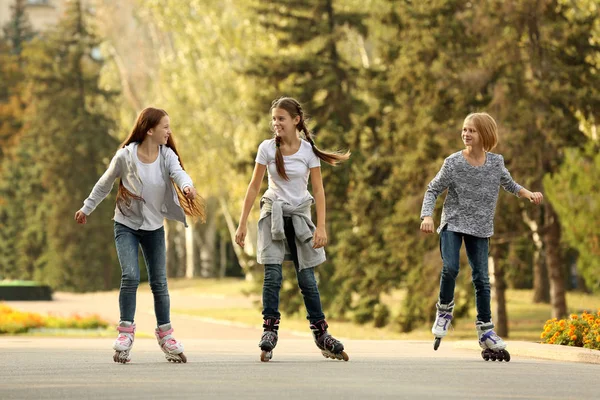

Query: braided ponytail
[270,97,350,180]
[274,134,289,180]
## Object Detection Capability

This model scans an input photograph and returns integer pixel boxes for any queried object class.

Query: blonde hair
[464,112,498,151]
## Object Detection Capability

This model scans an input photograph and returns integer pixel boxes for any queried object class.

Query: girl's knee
[149,280,168,294]
[120,278,139,291]
[441,264,460,279]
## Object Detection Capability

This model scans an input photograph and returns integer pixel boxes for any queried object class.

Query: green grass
[0,280,44,287]
[151,277,254,296]
[171,279,600,341]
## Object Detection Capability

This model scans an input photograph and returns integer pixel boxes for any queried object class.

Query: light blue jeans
[114,222,170,325]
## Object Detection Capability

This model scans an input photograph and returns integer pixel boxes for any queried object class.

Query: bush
[540,310,600,350]
[0,303,109,334]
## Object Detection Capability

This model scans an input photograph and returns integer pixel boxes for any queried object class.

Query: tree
[0,0,35,162]
[17,0,120,291]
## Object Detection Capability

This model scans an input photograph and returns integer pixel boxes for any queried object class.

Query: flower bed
[540,310,600,350]
[0,303,109,334]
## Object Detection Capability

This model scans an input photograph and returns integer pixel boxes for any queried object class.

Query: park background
[0,0,598,343]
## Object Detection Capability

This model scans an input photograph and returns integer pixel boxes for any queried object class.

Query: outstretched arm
[75,152,122,224]
[235,163,266,248]
[499,155,543,205]
[420,159,452,234]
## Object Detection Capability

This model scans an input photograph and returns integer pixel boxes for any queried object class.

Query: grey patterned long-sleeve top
[420,151,523,238]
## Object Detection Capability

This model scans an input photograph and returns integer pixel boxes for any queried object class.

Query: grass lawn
[170,278,600,342]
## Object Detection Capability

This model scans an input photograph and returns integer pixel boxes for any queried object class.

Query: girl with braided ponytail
[235,97,350,362]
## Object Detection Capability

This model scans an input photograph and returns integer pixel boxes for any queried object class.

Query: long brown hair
[116,107,206,222]
[270,97,350,180]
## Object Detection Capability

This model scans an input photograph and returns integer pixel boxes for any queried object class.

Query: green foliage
[544,142,600,292]
[0,0,121,291]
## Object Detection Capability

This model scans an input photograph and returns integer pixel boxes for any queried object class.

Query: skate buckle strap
[436,312,452,329]
[481,330,499,344]
[117,325,135,334]
[157,328,174,338]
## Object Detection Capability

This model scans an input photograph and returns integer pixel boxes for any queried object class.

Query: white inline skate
[155,323,187,363]
[113,321,135,364]
[477,321,510,362]
[432,301,454,350]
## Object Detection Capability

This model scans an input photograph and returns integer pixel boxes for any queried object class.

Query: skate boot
[155,323,187,363]
[431,301,454,350]
[113,321,135,364]
[310,320,349,361]
[258,317,279,362]
[476,321,510,362]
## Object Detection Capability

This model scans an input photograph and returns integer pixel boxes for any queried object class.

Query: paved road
[1,338,598,400]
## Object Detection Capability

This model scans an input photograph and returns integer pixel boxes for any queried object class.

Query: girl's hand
[529,192,544,205]
[235,225,247,248]
[313,226,328,249]
[420,216,435,234]
[74,210,87,224]
[183,186,197,200]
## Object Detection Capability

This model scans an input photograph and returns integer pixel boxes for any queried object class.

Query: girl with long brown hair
[75,107,205,364]
[235,97,350,362]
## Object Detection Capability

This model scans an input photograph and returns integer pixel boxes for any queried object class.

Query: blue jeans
[438,227,491,323]
[114,222,170,325]
[262,217,325,324]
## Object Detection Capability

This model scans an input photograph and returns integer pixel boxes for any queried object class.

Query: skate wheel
[321,350,349,361]
[165,352,187,363]
[433,337,441,351]
[481,350,490,361]
[260,350,272,362]
[490,353,497,362]
[502,350,510,362]
[113,351,130,364]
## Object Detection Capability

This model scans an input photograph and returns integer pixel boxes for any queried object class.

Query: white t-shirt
[134,150,166,230]
[255,138,321,206]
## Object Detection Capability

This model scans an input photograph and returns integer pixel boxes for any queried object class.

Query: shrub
[0,303,109,334]
[540,310,600,350]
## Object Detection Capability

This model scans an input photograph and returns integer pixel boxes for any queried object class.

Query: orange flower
[570,335,577,341]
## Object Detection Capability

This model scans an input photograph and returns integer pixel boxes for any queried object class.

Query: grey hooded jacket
[257,194,326,270]
[81,142,193,229]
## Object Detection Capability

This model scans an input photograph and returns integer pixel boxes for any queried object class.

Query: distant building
[0,0,69,35]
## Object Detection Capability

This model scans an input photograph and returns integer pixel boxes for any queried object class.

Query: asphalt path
[1,337,598,399]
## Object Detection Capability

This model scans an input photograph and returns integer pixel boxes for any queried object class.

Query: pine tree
[0,0,36,280]
[16,0,120,291]
[0,0,35,161]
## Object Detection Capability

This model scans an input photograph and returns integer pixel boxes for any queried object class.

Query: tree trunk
[522,209,550,303]
[219,197,254,281]
[198,203,217,278]
[185,223,195,279]
[166,219,186,278]
[544,202,567,318]
[489,247,508,337]
[219,235,227,279]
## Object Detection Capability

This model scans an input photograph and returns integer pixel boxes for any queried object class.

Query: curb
[453,340,600,364]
